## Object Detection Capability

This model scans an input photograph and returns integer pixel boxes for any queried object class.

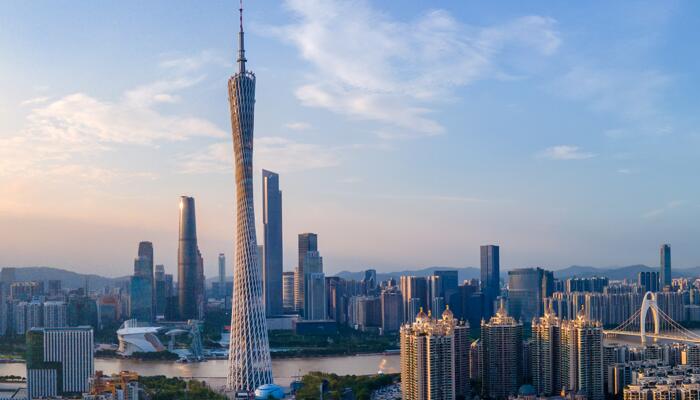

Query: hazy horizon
[2,1,699,277]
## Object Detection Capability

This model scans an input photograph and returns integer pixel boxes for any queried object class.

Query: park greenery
[295,371,398,400]
[139,376,227,400]
[268,326,398,358]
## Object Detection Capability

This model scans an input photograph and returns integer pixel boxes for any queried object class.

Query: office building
[362,269,378,293]
[26,327,94,399]
[480,301,523,399]
[262,170,284,316]
[380,287,403,334]
[401,307,470,400]
[508,267,553,322]
[178,196,202,320]
[47,280,62,297]
[302,250,323,319]
[226,8,274,391]
[282,272,295,312]
[560,308,604,400]
[400,276,428,322]
[10,281,40,301]
[305,272,326,320]
[154,265,166,317]
[660,244,672,288]
[481,245,500,318]
[218,253,226,299]
[532,304,561,396]
[295,233,318,313]
[638,271,659,293]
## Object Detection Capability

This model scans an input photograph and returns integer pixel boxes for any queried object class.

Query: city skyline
[2,1,700,276]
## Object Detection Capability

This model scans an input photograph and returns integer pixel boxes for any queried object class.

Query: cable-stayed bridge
[604,292,700,344]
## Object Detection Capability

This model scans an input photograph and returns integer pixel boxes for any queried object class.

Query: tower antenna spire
[237,0,247,73]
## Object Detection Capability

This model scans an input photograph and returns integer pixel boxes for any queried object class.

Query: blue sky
[1,1,698,277]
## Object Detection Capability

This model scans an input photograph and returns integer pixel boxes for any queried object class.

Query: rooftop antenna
[237,0,247,73]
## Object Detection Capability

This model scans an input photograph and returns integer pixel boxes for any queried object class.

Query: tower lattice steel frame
[226,3,274,392]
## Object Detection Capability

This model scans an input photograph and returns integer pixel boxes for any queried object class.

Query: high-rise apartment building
[481,245,500,318]
[226,6,274,391]
[262,170,283,316]
[295,233,318,313]
[660,244,672,288]
[282,271,295,312]
[26,327,94,399]
[178,196,202,320]
[400,308,470,400]
[532,304,561,396]
[480,301,523,399]
[560,309,604,400]
[43,301,67,328]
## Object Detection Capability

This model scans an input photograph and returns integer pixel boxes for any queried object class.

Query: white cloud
[617,168,635,174]
[539,145,595,160]
[284,121,312,131]
[273,0,560,137]
[180,137,341,174]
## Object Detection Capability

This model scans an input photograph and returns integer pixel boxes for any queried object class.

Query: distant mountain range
[3,264,700,289]
[0,266,128,289]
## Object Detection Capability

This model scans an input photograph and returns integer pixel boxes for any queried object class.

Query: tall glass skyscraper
[262,169,283,316]
[226,5,273,391]
[295,233,318,313]
[481,245,500,318]
[660,244,672,288]
[177,196,200,320]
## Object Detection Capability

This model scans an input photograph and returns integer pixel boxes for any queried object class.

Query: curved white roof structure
[117,326,165,355]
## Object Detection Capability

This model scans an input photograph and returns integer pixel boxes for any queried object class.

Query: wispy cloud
[2,54,224,181]
[20,96,51,107]
[554,66,670,122]
[284,121,312,131]
[180,137,342,174]
[643,200,685,219]
[538,145,595,160]
[272,0,560,138]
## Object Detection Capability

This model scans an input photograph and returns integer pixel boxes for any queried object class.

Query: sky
[1,0,699,278]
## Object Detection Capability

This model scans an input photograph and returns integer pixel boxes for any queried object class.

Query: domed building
[254,384,285,399]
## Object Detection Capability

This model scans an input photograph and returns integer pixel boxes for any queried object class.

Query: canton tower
[226,2,274,392]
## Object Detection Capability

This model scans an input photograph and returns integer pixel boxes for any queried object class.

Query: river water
[0,354,401,389]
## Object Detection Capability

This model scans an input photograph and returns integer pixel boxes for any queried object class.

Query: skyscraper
[480,301,523,399]
[295,232,318,313]
[638,271,659,293]
[226,5,273,391]
[305,272,326,320]
[380,287,403,334]
[154,264,166,317]
[400,276,428,322]
[660,244,672,289]
[178,196,200,320]
[26,327,94,399]
[262,170,283,317]
[302,250,323,320]
[481,245,500,318]
[130,256,154,323]
[218,253,226,298]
